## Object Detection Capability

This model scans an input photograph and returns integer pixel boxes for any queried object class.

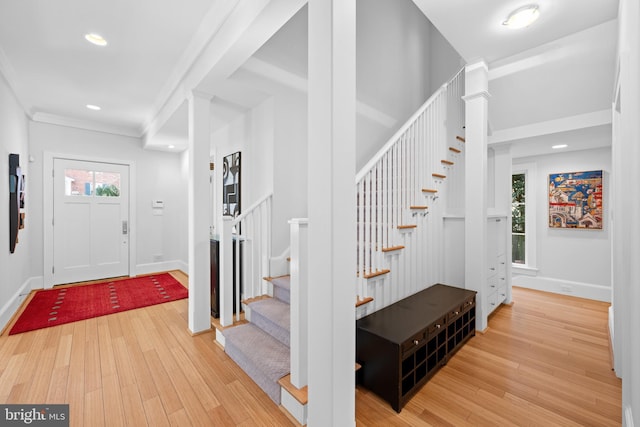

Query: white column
[219,217,234,327]
[307,0,356,425]
[188,90,212,334]
[615,0,640,423]
[463,61,490,332]
[289,218,309,388]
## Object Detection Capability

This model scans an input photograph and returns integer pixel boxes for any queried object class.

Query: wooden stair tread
[356,296,374,307]
[382,245,405,252]
[211,314,248,332]
[410,205,428,210]
[397,224,417,230]
[456,135,466,143]
[449,147,461,153]
[361,269,391,279]
[432,173,446,179]
[241,295,271,305]
[263,274,290,282]
[278,374,308,405]
[422,189,438,194]
[441,160,454,165]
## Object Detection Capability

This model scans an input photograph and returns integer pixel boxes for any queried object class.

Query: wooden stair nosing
[432,173,447,179]
[410,205,428,210]
[441,160,454,166]
[263,274,290,282]
[356,296,374,307]
[381,245,405,253]
[456,135,466,143]
[397,224,417,230]
[449,147,461,153]
[278,374,308,405]
[361,269,391,279]
[422,188,438,194]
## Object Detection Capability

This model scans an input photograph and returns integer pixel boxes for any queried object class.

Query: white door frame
[44,152,137,289]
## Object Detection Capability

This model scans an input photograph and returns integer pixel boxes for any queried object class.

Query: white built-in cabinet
[486,216,508,314]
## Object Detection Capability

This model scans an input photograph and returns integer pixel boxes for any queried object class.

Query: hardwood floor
[355,287,621,426]
[0,277,621,426]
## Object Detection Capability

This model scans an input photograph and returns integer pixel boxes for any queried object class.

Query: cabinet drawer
[402,330,426,353]
[446,306,463,322]
[427,317,446,335]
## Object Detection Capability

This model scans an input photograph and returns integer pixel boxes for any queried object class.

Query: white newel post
[289,218,309,388]
[463,61,490,332]
[307,0,357,425]
[188,90,212,334]
[219,217,234,327]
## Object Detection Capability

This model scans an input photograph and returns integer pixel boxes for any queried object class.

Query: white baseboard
[135,260,188,276]
[0,276,41,333]
[625,405,634,427]
[512,275,611,302]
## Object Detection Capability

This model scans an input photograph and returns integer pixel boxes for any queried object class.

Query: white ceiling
[0,0,620,158]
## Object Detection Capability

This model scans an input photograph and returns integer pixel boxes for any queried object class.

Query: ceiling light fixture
[86,104,101,111]
[552,144,568,149]
[168,145,175,149]
[502,5,540,29]
[84,33,108,46]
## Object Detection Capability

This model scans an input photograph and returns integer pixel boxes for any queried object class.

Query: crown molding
[141,0,242,138]
[32,112,141,139]
[0,45,33,119]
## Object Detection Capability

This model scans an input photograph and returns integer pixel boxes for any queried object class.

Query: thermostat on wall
[152,200,164,208]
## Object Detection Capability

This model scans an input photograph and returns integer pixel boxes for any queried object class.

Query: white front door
[52,158,130,285]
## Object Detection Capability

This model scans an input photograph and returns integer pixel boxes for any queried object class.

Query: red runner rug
[9,273,188,335]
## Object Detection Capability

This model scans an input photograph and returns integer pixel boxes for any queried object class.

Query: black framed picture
[222,151,241,217]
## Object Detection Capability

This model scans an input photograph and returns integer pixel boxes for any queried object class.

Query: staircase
[355,68,465,317]
[217,68,465,420]
[222,275,291,404]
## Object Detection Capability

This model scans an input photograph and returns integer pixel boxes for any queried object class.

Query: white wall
[0,73,32,332]
[29,122,187,278]
[512,146,612,301]
[273,92,307,255]
[355,0,462,171]
[211,94,305,258]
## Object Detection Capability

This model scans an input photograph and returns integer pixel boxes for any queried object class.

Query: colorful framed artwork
[548,170,603,229]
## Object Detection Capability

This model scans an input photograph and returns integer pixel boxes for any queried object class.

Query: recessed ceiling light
[503,5,540,29]
[85,33,108,46]
[552,144,568,149]
[86,104,101,111]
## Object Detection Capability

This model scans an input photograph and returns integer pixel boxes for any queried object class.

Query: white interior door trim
[44,151,137,289]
